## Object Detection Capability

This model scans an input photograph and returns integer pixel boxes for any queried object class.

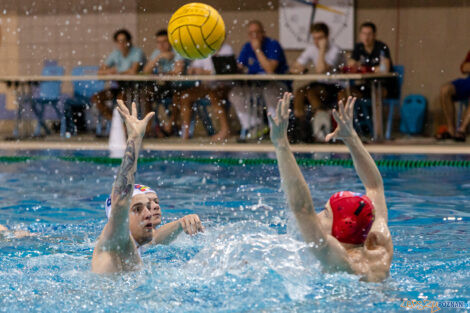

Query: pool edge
[1,141,470,155]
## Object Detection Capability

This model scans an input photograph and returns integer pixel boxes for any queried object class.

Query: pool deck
[1,135,469,154]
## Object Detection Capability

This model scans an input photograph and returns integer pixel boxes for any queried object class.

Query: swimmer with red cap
[269,93,393,282]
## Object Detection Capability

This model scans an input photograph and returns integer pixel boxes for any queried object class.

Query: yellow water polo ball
[168,2,226,60]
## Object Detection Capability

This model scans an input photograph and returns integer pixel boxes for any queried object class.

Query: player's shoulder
[362,237,393,281]
[367,219,392,250]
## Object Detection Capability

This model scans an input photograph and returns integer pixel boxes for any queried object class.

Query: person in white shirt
[290,23,344,143]
[174,43,234,141]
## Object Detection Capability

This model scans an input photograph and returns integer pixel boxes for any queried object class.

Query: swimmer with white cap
[269,93,393,282]
[0,224,32,238]
[104,184,203,250]
[92,100,203,274]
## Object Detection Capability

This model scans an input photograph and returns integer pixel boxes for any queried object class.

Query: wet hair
[247,20,265,32]
[310,22,329,37]
[113,29,132,42]
[360,22,377,34]
[155,29,168,37]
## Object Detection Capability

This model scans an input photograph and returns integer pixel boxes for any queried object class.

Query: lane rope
[0,155,469,168]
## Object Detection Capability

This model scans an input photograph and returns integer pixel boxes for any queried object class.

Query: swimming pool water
[0,150,469,312]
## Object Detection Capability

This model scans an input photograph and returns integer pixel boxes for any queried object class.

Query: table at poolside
[0,73,397,141]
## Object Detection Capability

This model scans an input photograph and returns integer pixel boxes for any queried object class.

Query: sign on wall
[279,0,354,50]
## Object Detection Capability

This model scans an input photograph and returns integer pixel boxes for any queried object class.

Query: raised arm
[268,93,317,227]
[92,100,154,272]
[269,93,352,272]
[325,97,387,221]
[107,101,148,237]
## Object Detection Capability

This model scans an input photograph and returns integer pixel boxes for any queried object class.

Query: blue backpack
[400,94,427,135]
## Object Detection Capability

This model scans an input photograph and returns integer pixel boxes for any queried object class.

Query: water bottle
[379,50,387,72]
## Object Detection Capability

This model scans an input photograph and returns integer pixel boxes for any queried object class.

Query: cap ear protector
[329,191,375,244]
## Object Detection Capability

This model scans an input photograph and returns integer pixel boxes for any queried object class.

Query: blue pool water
[0,150,469,312]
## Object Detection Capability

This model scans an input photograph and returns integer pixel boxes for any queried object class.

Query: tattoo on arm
[112,139,137,205]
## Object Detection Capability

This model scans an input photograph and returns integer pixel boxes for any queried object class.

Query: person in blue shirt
[141,29,186,137]
[228,20,289,139]
[91,29,146,129]
[237,22,288,75]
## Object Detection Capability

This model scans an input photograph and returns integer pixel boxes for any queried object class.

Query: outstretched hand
[268,92,292,147]
[116,100,154,139]
[179,214,204,236]
[325,96,357,142]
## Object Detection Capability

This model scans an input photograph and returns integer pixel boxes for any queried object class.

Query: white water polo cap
[105,184,156,218]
